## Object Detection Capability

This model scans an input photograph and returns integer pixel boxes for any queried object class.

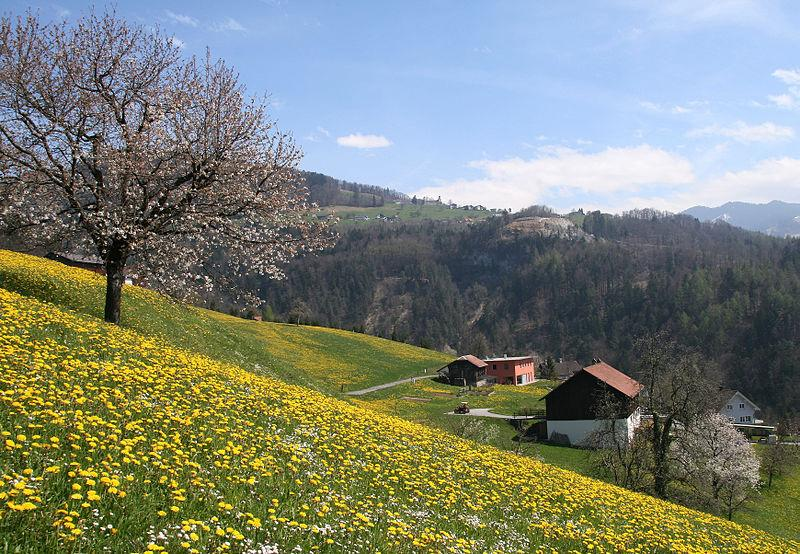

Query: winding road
[345,374,437,396]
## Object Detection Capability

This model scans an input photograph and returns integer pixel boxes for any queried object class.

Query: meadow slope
[0,250,449,392]
[0,251,796,552]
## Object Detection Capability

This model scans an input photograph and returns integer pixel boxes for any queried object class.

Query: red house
[483,355,536,385]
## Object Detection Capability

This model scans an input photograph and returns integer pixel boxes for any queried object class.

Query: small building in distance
[543,360,643,446]
[538,358,582,380]
[719,389,763,424]
[45,251,104,274]
[483,355,536,385]
[438,355,489,388]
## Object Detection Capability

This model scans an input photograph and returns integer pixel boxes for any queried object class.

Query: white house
[719,390,762,424]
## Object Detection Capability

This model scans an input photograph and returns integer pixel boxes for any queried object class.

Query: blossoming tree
[672,412,760,519]
[0,12,333,323]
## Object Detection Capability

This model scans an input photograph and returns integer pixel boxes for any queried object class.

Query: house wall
[547,410,640,446]
[485,358,535,385]
[720,392,758,423]
[545,371,632,420]
[445,360,486,387]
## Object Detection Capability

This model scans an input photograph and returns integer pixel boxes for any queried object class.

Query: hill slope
[0,252,795,552]
[0,250,448,393]
[254,212,800,417]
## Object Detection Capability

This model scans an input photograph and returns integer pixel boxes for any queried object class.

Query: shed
[438,355,489,388]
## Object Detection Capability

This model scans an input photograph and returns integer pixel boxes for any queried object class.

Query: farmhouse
[719,389,762,424]
[543,360,643,446]
[483,355,536,385]
[438,355,488,388]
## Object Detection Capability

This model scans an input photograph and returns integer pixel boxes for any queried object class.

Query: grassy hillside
[0,251,796,552]
[0,250,448,392]
[323,203,495,226]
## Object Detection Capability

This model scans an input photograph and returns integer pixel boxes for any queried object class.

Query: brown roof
[456,355,488,368]
[582,361,643,398]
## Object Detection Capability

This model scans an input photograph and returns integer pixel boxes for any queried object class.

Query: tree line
[250,211,800,420]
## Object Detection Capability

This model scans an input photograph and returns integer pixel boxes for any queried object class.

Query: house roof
[483,356,533,363]
[456,354,488,368]
[718,389,761,412]
[553,360,582,378]
[582,361,643,398]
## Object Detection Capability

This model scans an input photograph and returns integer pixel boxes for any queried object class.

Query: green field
[0,250,449,393]
[734,446,800,540]
[323,202,496,226]
[355,379,593,473]
[0,249,796,552]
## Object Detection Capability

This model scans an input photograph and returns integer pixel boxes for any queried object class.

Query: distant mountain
[683,200,800,237]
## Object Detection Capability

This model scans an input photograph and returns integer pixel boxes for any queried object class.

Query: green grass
[733,446,800,540]
[0,250,448,393]
[354,379,590,472]
[1,249,796,547]
[323,203,496,226]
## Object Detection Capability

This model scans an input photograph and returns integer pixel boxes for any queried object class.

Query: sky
[7,0,800,213]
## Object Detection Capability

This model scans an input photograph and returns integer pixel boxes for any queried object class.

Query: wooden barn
[543,360,643,446]
[438,355,488,388]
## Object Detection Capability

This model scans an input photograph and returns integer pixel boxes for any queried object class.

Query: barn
[438,355,489,388]
[543,360,643,446]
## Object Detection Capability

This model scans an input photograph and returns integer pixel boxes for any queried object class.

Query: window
[726,404,732,410]
[745,416,752,422]
[739,403,745,409]
[492,364,496,370]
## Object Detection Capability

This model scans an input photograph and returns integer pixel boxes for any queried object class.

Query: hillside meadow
[0,250,448,393]
[0,251,797,552]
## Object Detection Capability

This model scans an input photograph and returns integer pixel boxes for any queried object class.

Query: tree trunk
[652,415,672,499]
[104,242,128,324]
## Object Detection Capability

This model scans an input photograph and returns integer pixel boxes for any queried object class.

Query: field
[355,379,591,474]
[0,251,796,552]
[322,203,495,226]
[0,250,448,393]
[735,447,800,541]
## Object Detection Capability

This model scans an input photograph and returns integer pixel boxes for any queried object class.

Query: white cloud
[211,17,247,32]
[639,99,706,114]
[772,68,800,86]
[685,157,800,207]
[165,10,198,27]
[336,133,392,149]
[687,121,794,143]
[768,68,800,109]
[412,145,694,211]
[168,36,185,49]
[304,126,331,143]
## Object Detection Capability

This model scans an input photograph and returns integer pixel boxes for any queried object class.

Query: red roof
[582,361,643,398]
[456,355,488,368]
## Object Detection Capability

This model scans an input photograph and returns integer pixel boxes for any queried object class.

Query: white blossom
[0,11,335,322]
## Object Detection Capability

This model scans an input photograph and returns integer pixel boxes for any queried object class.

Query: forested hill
[255,209,800,418]
[302,171,407,207]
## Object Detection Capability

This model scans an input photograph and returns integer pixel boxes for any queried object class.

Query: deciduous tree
[672,412,760,519]
[0,11,333,323]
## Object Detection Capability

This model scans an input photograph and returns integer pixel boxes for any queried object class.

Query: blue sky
[9,0,800,212]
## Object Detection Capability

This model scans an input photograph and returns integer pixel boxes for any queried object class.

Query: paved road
[346,374,437,396]
[445,408,540,421]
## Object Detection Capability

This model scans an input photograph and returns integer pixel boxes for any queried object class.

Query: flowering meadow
[0,253,797,552]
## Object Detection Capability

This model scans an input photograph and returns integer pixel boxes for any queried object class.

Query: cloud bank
[337,133,393,149]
